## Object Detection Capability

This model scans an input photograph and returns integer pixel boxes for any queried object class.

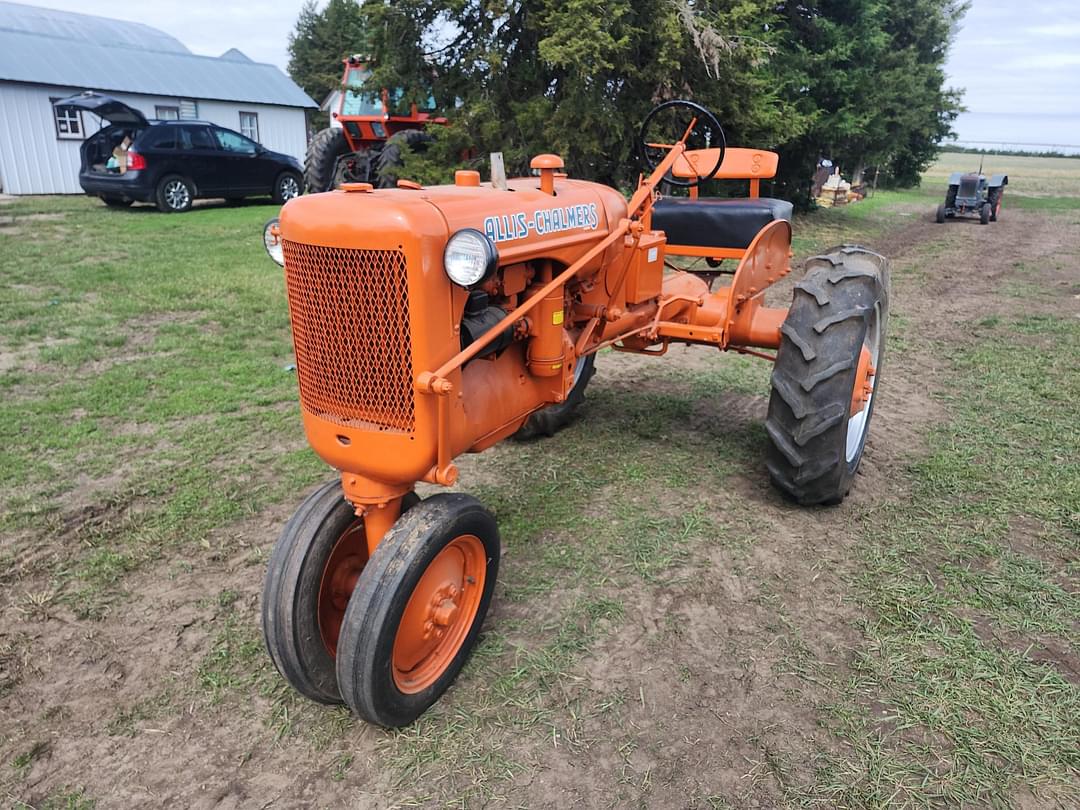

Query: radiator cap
[455,170,481,187]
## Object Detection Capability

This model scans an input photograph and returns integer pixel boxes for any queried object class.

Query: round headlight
[263,217,284,267]
[444,228,497,287]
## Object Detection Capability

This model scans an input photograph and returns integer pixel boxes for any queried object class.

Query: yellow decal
[552,309,564,326]
[551,362,562,370]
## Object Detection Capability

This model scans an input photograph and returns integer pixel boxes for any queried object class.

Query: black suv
[56,92,303,212]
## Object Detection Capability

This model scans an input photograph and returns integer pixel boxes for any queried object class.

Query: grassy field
[1,157,1078,808]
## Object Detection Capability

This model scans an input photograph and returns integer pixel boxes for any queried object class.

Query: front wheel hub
[391,534,486,694]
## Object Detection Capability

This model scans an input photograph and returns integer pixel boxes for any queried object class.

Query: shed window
[239,112,259,142]
[51,101,83,140]
[155,106,179,120]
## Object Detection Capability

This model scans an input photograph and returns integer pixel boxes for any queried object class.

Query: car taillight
[127,150,146,170]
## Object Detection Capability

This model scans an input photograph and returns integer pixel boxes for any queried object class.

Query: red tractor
[304,56,446,193]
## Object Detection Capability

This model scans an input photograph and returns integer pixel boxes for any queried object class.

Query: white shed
[0,1,316,194]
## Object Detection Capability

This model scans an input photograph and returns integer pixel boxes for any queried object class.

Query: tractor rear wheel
[335,493,500,727]
[514,354,596,439]
[935,203,946,223]
[304,127,368,193]
[261,480,419,705]
[765,246,889,506]
[375,129,433,188]
[988,188,1003,222]
[979,202,991,225]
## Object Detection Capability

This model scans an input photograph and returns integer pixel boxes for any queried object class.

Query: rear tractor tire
[766,246,889,506]
[304,127,369,193]
[335,493,500,727]
[514,354,596,439]
[261,480,419,705]
[375,129,433,189]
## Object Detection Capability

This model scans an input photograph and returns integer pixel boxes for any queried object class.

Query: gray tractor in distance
[936,167,1008,225]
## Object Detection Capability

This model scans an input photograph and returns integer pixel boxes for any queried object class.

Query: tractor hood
[53,92,148,127]
[279,177,630,268]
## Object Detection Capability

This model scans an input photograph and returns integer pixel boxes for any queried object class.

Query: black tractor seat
[651,196,794,251]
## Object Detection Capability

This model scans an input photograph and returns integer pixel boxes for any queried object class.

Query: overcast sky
[24,0,1080,122]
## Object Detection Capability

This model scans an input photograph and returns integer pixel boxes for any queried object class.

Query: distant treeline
[940,145,1080,160]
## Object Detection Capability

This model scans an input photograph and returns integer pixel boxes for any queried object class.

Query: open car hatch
[53,91,148,127]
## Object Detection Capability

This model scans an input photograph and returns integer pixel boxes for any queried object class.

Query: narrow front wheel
[261,481,418,704]
[335,493,500,727]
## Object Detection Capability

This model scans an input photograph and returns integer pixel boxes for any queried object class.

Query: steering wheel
[638,100,727,188]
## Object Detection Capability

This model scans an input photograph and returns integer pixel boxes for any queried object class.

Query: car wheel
[273,172,302,204]
[156,175,194,213]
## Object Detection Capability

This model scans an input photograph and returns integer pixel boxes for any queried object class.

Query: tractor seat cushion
[652,197,793,251]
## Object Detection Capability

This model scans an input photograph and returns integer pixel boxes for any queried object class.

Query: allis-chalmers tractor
[304,55,445,193]
[260,101,889,727]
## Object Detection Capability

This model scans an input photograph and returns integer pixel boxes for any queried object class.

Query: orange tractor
[261,101,888,727]
[303,55,445,192]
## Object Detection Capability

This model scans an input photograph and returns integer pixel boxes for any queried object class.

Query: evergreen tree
[287,0,369,108]
[288,0,966,198]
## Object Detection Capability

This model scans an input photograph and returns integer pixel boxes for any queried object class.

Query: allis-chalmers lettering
[483,203,599,242]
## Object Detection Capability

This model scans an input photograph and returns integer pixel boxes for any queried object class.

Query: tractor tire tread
[780,322,817,361]
[765,246,889,506]
[304,128,352,194]
[514,354,596,439]
[375,129,433,189]
[262,480,350,705]
[794,279,830,306]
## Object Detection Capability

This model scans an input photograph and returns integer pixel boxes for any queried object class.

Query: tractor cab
[332,57,443,150]
[304,56,446,193]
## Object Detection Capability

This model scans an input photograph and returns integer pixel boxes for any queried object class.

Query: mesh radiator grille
[958,176,978,198]
[283,242,415,433]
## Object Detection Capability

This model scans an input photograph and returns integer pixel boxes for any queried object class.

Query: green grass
[0,198,328,618]
[797,315,1080,807]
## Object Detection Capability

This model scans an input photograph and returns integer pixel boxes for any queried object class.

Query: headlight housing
[443,228,497,287]
[263,217,284,267]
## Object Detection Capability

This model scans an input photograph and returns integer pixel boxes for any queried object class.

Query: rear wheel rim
[281,176,299,200]
[846,303,881,463]
[391,534,487,694]
[165,180,190,209]
[317,519,368,657]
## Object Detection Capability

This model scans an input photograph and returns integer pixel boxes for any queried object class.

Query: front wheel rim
[165,180,190,209]
[317,519,368,657]
[391,534,486,694]
[846,302,881,463]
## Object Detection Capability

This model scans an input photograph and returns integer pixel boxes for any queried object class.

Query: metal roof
[0,2,316,108]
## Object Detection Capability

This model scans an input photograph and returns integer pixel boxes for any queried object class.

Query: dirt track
[3,201,1078,808]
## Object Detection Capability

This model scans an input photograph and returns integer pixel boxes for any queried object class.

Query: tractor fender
[947,172,963,186]
[989,174,1008,188]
